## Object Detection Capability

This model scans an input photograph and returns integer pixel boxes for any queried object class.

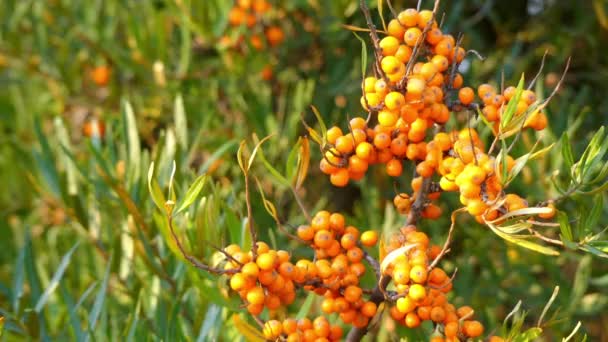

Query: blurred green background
[0,0,607,341]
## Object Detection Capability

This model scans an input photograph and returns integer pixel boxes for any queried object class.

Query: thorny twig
[167,215,237,275]
[506,57,571,155]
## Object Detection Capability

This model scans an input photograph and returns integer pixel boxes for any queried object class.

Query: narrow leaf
[35,242,80,313]
[177,174,208,213]
[88,258,112,332]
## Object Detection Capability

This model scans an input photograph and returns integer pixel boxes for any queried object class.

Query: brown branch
[360,0,390,86]
[244,172,258,259]
[167,215,237,275]
[428,209,465,271]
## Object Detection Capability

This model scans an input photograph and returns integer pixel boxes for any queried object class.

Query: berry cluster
[296,211,379,328]
[472,84,547,132]
[263,316,343,341]
[385,227,504,342]
[320,8,470,187]
[225,242,297,315]
[224,211,381,338]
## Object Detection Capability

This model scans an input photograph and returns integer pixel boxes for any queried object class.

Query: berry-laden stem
[346,177,432,342]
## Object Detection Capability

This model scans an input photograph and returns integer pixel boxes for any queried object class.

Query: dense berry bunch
[474,84,547,132]
[224,211,380,337]
[312,3,561,341]
[297,211,379,328]
[225,242,298,315]
[263,316,343,341]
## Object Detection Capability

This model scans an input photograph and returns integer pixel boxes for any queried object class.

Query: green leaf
[515,327,543,341]
[35,242,80,313]
[488,223,560,256]
[377,0,386,31]
[147,162,167,211]
[352,31,368,80]
[570,255,592,313]
[296,292,316,320]
[88,257,112,334]
[580,194,603,234]
[501,74,525,129]
[176,174,208,214]
[310,106,328,144]
[285,138,302,183]
[123,100,141,186]
[561,132,574,172]
[174,94,188,150]
[33,118,61,197]
[12,242,26,312]
[252,137,290,188]
[575,126,606,182]
[197,305,221,342]
[54,117,78,195]
[558,211,574,242]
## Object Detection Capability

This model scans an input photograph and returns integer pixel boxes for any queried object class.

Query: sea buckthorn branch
[359,0,390,86]
[166,214,237,275]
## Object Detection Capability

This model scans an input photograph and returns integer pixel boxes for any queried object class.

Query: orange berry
[379,36,401,56]
[395,45,413,63]
[405,312,421,328]
[91,66,110,86]
[346,247,364,263]
[458,87,475,105]
[426,27,443,45]
[416,160,434,178]
[385,91,406,110]
[404,27,422,46]
[265,26,285,47]
[444,321,459,337]
[407,77,426,96]
[387,19,406,39]
[386,158,403,177]
[396,296,417,314]
[409,265,428,283]
[282,318,298,335]
[361,301,377,317]
[381,56,402,74]
[340,233,357,250]
[247,303,264,315]
[457,305,474,319]
[246,287,265,305]
[335,135,354,154]
[408,284,426,301]
[313,317,330,337]
[330,168,349,187]
[314,230,333,249]
[256,253,277,271]
[430,306,446,322]
[360,230,378,246]
[398,8,419,26]
[326,126,343,145]
[373,132,392,149]
[344,285,362,303]
[417,10,435,28]
[378,110,399,127]
[297,225,315,241]
[329,325,343,340]
[463,320,484,337]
